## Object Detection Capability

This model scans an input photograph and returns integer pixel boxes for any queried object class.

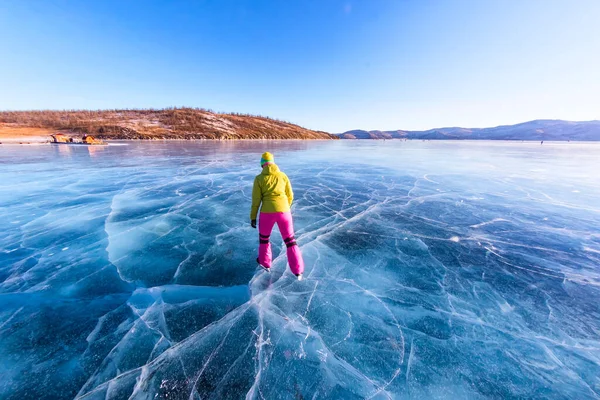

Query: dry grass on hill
[0,108,336,140]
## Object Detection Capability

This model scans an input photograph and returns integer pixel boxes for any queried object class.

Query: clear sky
[1,0,599,132]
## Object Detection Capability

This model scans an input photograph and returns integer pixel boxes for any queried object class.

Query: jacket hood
[261,163,280,175]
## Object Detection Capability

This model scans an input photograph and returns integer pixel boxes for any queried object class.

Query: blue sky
[1,0,599,132]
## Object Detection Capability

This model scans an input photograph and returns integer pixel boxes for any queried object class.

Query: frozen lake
[1,140,600,399]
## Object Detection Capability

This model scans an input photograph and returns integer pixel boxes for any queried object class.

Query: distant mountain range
[337,120,600,141]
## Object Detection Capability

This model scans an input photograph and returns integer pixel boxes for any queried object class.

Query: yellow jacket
[250,163,293,220]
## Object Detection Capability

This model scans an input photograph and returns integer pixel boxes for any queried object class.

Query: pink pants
[258,211,304,275]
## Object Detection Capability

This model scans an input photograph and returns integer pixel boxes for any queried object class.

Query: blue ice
[1,141,599,399]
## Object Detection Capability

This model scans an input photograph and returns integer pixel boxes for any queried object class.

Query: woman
[250,152,304,280]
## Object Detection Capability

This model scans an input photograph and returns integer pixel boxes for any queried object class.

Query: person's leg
[258,212,277,268]
[276,212,305,275]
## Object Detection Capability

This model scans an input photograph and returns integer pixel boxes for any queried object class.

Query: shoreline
[1,127,597,145]
[2,137,599,146]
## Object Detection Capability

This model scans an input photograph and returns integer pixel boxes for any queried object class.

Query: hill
[0,108,337,140]
[338,120,600,141]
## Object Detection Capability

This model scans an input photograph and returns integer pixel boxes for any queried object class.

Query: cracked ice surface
[1,141,600,399]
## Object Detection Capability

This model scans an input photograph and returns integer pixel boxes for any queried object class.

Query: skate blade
[258,264,271,272]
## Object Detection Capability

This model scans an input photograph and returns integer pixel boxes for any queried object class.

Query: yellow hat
[260,152,274,166]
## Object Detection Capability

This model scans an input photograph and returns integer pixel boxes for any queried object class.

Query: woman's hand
[251,220,257,229]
